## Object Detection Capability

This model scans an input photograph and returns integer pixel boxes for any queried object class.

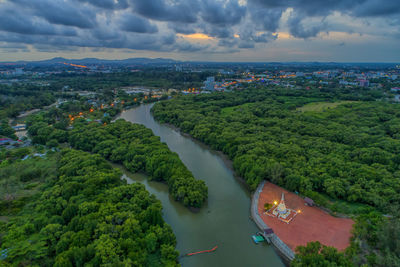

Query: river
[116,104,284,267]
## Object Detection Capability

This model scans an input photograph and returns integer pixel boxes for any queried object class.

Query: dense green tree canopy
[1,150,179,266]
[292,241,354,267]
[152,87,400,266]
[152,88,400,212]
[26,108,208,208]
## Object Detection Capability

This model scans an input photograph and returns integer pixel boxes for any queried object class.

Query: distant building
[14,68,24,75]
[339,80,358,86]
[219,69,234,75]
[391,87,400,92]
[204,76,215,91]
[359,79,369,87]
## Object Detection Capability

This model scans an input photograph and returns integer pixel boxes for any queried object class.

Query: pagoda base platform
[265,206,298,224]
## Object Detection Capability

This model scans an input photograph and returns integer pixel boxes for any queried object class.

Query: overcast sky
[0,0,399,62]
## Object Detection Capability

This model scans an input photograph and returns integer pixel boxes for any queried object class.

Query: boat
[186,246,218,256]
[252,234,265,244]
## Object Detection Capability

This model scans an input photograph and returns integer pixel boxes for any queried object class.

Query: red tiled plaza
[258,182,354,251]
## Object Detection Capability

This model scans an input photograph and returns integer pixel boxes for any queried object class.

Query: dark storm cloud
[168,23,197,34]
[249,0,400,37]
[235,28,277,46]
[129,0,198,23]
[78,0,129,10]
[0,0,399,54]
[12,0,97,28]
[353,0,400,17]
[0,31,169,51]
[0,7,77,36]
[287,13,326,38]
[249,0,356,16]
[248,7,283,32]
[120,14,158,33]
[0,8,57,35]
[201,25,233,39]
[200,0,246,26]
[250,0,400,17]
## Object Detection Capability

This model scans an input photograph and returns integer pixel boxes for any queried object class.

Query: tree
[292,241,353,267]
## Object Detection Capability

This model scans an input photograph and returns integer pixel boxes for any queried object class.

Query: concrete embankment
[251,181,295,262]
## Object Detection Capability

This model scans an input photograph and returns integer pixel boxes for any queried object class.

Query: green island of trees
[152,87,400,265]
[26,108,208,208]
[1,149,179,266]
[68,119,208,208]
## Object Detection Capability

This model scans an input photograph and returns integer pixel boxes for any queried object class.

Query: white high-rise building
[204,76,215,91]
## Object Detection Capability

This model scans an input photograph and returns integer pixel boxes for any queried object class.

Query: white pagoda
[272,193,291,219]
[266,192,298,224]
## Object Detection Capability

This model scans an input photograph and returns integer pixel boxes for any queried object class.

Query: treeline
[48,70,216,91]
[26,112,208,208]
[69,120,207,208]
[0,84,55,118]
[152,88,400,211]
[0,119,17,139]
[0,150,179,266]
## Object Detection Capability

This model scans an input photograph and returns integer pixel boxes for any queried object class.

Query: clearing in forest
[258,182,354,251]
[297,101,355,112]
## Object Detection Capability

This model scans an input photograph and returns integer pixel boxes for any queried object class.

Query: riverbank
[158,120,252,191]
[150,106,299,262]
[118,104,284,267]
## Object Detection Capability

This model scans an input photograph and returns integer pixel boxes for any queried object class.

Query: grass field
[297,101,355,112]
[220,103,252,115]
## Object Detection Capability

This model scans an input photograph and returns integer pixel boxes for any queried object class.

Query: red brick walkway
[258,182,354,251]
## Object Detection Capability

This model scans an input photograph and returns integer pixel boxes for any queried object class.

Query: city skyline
[0,0,399,62]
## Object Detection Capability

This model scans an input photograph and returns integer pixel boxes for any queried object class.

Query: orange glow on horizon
[178,33,214,40]
[276,32,291,39]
